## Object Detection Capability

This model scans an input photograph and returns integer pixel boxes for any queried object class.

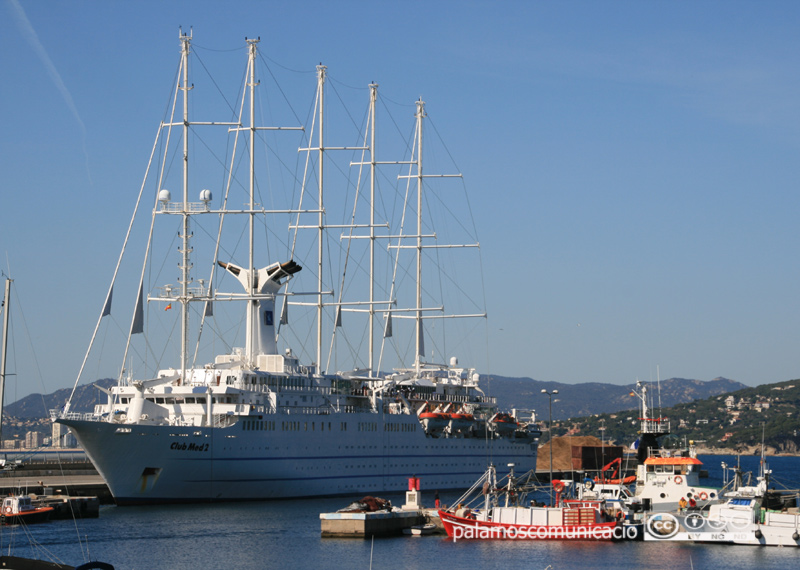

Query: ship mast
[0,278,11,443]
[246,38,259,364]
[393,99,479,376]
[368,83,377,375]
[414,100,425,373]
[316,65,326,375]
[178,31,192,379]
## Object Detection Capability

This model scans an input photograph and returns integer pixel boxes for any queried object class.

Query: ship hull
[60,415,537,504]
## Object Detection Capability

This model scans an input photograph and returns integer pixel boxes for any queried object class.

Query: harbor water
[2,455,799,570]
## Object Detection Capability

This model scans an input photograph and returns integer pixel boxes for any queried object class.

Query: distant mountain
[4,375,746,422]
[4,378,116,418]
[479,376,747,421]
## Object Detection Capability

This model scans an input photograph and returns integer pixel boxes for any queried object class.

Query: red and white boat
[1,495,54,525]
[629,380,720,512]
[438,465,637,541]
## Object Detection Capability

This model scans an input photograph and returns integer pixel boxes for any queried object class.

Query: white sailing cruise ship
[53,32,540,504]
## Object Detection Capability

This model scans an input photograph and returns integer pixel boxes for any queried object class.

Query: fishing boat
[438,464,638,541]
[52,32,540,504]
[629,380,720,512]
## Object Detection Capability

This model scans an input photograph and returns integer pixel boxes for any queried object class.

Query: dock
[320,477,444,538]
[321,509,429,538]
[0,450,111,503]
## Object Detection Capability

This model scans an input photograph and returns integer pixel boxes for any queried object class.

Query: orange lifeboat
[490,412,519,435]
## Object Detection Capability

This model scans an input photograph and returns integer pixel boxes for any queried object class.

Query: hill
[557,378,800,454]
[4,378,116,418]
[479,375,746,421]
[0,378,116,444]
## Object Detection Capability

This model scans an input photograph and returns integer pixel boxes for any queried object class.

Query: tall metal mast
[414,99,425,373]
[246,38,259,364]
[368,83,378,375]
[316,65,326,375]
[393,99,477,376]
[178,31,192,379]
[0,278,11,443]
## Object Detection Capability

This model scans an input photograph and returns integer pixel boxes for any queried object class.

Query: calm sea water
[2,455,799,570]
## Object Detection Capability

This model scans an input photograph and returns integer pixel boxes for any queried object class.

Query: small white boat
[403,523,438,536]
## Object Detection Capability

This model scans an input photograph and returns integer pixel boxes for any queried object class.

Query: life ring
[553,481,565,493]
[583,478,595,490]
[3,507,11,514]
[698,491,708,501]
[674,475,683,484]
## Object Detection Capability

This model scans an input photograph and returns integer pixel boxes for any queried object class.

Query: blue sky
[2,0,800,402]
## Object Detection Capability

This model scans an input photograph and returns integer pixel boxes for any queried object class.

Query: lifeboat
[489,412,519,435]
[448,412,475,433]
[419,412,449,433]
[418,403,449,434]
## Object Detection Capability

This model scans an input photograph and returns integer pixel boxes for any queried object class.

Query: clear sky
[2,0,799,402]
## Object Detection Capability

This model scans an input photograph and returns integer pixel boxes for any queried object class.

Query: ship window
[121,398,129,404]
[186,398,195,404]
[197,398,206,404]
[156,398,165,404]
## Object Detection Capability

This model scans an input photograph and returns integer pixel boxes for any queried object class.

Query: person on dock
[678,496,687,512]
[435,490,440,509]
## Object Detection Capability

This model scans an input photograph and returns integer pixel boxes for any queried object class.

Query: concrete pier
[320,510,427,538]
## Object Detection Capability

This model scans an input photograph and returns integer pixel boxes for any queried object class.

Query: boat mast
[368,83,377,375]
[0,278,11,443]
[414,99,425,374]
[246,38,259,365]
[316,65,326,375]
[178,31,192,379]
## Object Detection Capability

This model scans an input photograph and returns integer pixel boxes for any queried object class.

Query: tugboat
[1,495,54,526]
[629,380,721,512]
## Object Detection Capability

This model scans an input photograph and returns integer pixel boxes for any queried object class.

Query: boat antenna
[656,365,663,416]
